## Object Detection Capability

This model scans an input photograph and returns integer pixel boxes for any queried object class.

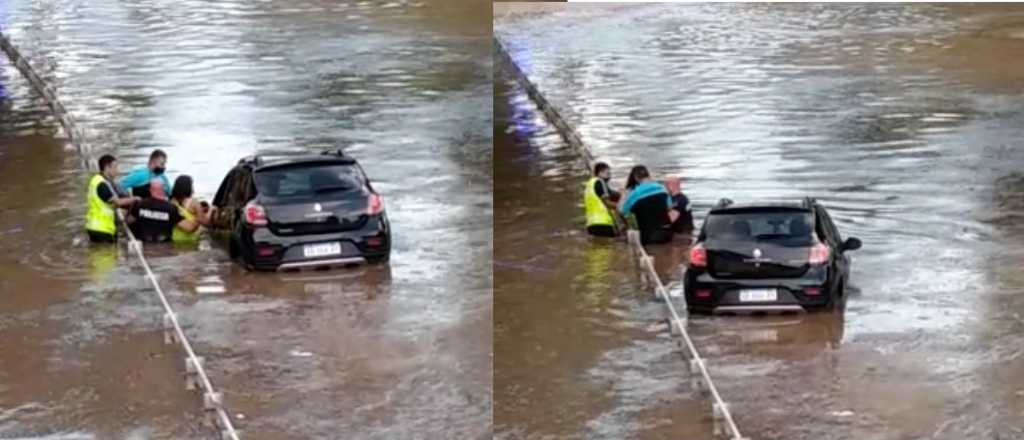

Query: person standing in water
[127,179,187,243]
[619,165,686,244]
[584,162,621,237]
[85,154,140,243]
[120,149,171,198]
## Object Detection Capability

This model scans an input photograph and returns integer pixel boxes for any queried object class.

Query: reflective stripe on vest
[584,177,614,228]
[85,174,116,235]
[172,200,199,242]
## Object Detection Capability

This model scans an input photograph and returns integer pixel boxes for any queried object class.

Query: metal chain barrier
[496,34,749,440]
[0,29,241,440]
[627,231,747,440]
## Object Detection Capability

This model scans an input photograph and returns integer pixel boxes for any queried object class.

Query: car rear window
[704,210,815,246]
[254,163,364,199]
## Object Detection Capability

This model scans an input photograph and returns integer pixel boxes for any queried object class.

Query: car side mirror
[842,237,861,252]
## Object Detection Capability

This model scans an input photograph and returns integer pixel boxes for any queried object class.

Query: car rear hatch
[254,162,370,236]
[703,208,816,279]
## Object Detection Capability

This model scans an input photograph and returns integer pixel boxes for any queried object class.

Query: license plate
[303,242,342,258]
[739,288,777,302]
[741,329,779,343]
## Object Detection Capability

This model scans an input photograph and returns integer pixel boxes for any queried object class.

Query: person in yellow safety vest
[584,162,622,237]
[85,154,141,243]
[169,175,215,243]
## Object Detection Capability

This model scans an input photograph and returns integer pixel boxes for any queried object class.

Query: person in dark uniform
[128,178,187,243]
[84,154,140,243]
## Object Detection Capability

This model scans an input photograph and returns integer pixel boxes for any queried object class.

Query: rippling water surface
[495,3,1024,439]
[0,0,491,438]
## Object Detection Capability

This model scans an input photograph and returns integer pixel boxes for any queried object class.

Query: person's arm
[112,196,139,208]
[618,189,631,215]
[177,218,201,233]
[126,204,138,224]
[666,193,680,223]
[595,180,617,211]
[171,207,199,233]
[98,183,138,208]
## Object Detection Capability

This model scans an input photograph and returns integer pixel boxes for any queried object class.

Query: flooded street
[0,0,491,439]
[495,3,1024,439]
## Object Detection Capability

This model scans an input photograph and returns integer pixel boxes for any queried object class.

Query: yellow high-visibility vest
[584,177,614,228]
[172,200,200,242]
[85,174,116,236]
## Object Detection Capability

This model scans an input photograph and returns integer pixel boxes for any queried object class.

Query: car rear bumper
[276,256,367,271]
[684,269,832,314]
[243,216,390,271]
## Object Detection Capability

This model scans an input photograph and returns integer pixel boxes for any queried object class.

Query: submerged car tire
[230,237,256,271]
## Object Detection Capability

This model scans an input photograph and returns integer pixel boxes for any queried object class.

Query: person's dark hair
[626,165,650,190]
[593,162,610,177]
[171,175,194,203]
[98,154,117,172]
[149,149,167,162]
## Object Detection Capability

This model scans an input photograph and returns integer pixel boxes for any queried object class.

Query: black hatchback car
[683,198,860,314]
[211,149,391,271]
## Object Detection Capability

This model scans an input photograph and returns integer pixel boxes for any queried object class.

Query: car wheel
[229,237,240,259]
[230,236,256,271]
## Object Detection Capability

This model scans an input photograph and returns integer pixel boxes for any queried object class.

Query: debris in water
[290,350,314,357]
[830,410,855,417]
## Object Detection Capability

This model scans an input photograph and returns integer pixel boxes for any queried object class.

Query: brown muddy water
[0,0,491,439]
[495,3,1024,440]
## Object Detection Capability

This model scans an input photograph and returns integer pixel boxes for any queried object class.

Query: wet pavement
[495,3,1024,439]
[0,0,491,439]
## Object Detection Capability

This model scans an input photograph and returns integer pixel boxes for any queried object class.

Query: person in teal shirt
[119,149,171,198]
[619,165,689,244]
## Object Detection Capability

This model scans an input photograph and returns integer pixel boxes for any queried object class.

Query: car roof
[254,156,357,171]
[236,150,359,172]
[708,199,816,215]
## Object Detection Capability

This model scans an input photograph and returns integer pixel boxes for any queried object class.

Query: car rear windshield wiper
[313,185,354,193]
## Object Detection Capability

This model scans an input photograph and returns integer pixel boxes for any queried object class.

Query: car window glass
[705,211,814,246]
[254,164,364,200]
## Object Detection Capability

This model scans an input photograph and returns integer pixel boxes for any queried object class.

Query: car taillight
[803,287,822,296]
[244,201,267,226]
[694,288,712,298]
[808,242,830,265]
[689,243,707,268]
[367,193,384,216]
[366,237,383,247]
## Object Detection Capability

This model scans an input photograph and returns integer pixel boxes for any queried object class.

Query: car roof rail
[715,197,733,208]
[321,147,347,157]
[238,155,262,166]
